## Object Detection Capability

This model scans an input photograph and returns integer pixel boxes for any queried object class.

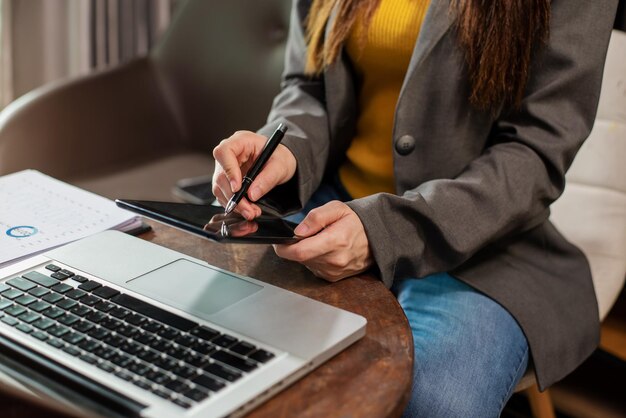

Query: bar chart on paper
[0,170,140,267]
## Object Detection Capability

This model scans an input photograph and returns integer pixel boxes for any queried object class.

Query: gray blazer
[258,0,618,389]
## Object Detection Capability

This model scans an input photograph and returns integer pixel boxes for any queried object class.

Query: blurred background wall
[0,0,181,107]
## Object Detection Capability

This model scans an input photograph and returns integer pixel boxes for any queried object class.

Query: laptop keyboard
[0,264,276,409]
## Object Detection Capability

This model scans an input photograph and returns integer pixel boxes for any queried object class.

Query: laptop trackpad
[126,259,262,317]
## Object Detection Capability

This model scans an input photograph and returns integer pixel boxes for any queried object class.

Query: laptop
[0,230,366,417]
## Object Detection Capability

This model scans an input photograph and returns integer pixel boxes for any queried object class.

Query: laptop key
[173,398,192,409]
[1,316,18,326]
[103,335,124,348]
[171,365,196,379]
[111,353,134,368]
[16,323,33,334]
[192,373,226,392]
[62,345,81,356]
[116,325,139,338]
[51,283,73,294]
[212,334,238,348]
[59,269,75,278]
[151,388,173,400]
[164,379,190,393]
[93,286,120,300]
[66,289,87,300]
[248,349,275,363]
[88,327,110,340]
[57,298,78,310]
[93,346,116,360]
[58,313,80,326]
[33,318,56,330]
[86,311,107,323]
[7,277,37,292]
[47,338,65,349]
[72,275,88,283]
[62,332,86,345]
[141,321,163,333]
[204,362,242,382]
[132,379,152,390]
[19,311,41,324]
[145,369,171,385]
[45,264,61,272]
[120,341,143,355]
[51,272,70,281]
[2,289,24,300]
[31,331,48,341]
[183,387,209,402]
[158,327,181,340]
[125,313,146,326]
[154,356,178,371]
[78,339,101,352]
[211,350,257,372]
[73,320,95,333]
[43,307,65,319]
[48,325,71,338]
[190,326,220,341]
[0,298,13,310]
[97,362,116,373]
[81,295,101,306]
[28,286,50,298]
[78,280,101,292]
[30,301,52,312]
[100,318,122,330]
[185,352,209,368]
[230,341,256,356]
[109,307,129,319]
[95,301,115,312]
[138,349,160,363]
[42,293,64,303]
[5,305,27,317]
[111,294,198,332]
[134,332,157,345]
[79,354,98,364]
[22,271,59,288]
[71,305,91,317]
[15,295,37,306]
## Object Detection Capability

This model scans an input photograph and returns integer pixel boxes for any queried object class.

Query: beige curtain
[0,0,174,108]
[0,0,14,108]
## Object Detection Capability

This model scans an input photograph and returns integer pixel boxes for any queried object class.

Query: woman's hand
[212,130,297,220]
[274,201,374,282]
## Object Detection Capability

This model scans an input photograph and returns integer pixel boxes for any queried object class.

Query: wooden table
[0,221,413,417]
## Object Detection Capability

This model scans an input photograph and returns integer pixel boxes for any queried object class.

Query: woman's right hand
[212,130,297,220]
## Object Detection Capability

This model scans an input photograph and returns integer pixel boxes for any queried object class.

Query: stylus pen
[225,123,288,214]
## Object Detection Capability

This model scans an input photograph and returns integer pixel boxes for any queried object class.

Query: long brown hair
[305,0,551,110]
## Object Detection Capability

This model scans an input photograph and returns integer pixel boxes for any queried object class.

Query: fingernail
[294,223,309,236]
[242,210,253,219]
[230,180,239,192]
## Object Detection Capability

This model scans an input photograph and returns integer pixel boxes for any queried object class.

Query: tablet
[115,199,300,244]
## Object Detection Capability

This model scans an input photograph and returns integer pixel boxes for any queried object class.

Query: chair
[0,0,291,200]
[515,29,626,418]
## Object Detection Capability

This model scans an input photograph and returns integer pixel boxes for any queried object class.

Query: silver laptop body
[0,231,366,417]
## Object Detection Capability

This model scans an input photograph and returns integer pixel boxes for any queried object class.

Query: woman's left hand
[273,201,373,282]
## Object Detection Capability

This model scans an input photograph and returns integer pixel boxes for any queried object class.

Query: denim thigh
[392,273,529,418]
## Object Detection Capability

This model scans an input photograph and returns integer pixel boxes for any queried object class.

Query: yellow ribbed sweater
[339,0,430,198]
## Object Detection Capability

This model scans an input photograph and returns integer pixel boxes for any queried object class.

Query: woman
[212,0,617,416]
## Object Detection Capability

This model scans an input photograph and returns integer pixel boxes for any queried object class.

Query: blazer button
[395,135,415,156]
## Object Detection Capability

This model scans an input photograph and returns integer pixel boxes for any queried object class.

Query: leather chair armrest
[0,58,184,181]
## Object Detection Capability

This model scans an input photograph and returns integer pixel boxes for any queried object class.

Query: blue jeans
[287,178,530,417]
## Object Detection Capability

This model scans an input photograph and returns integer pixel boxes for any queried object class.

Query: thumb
[294,201,348,237]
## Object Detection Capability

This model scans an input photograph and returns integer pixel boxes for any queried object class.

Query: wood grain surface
[0,220,413,418]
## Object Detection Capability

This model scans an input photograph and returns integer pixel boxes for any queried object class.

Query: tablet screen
[115,199,300,244]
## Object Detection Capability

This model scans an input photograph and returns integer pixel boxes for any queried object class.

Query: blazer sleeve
[347,0,618,287]
[256,0,331,213]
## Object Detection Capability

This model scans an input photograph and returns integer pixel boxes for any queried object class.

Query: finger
[213,168,233,200]
[294,201,349,237]
[274,230,335,262]
[212,135,254,192]
[247,155,286,202]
